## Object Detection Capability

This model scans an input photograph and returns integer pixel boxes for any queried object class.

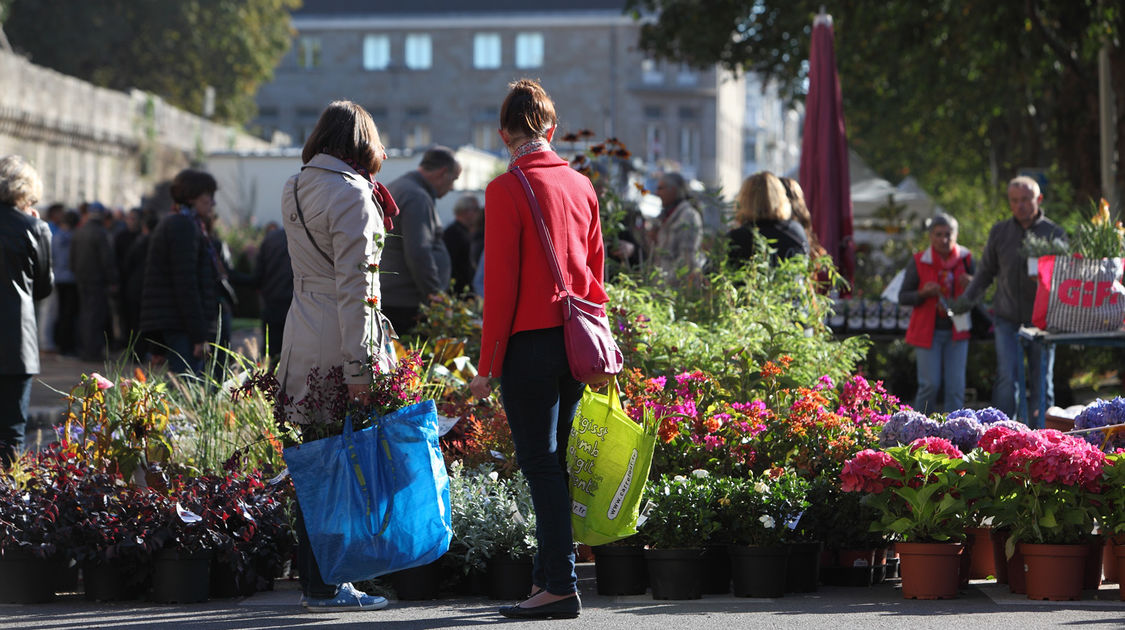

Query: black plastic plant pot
[388,559,442,600]
[645,548,704,600]
[0,550,60,604]
[486,555,533,601]
[785,541,823,593]
[150,549,211,604]
[593,545,648,596]
[730,545,789,598]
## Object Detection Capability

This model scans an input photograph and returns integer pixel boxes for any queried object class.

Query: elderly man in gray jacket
[956,175,1066,423]
[382,146,459,335]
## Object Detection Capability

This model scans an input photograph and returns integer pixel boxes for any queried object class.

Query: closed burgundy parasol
[799,10,855,285]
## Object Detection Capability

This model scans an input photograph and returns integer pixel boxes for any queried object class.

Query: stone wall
[0,49,271,209]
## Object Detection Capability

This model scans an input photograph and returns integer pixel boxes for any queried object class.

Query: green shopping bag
[567,379,656,546]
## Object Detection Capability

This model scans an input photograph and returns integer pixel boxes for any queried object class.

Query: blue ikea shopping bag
[283,400,452,584]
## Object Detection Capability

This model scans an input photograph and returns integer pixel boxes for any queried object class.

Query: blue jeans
[500,327,585,596]
[992,316,1054,422]
[914,330,969,414]
[0,375,31,466]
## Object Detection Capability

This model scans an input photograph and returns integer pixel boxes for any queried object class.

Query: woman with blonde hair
[781,176,827,260]
[728,171,809,265]
[0,155,52,465]
[469,79,604,619]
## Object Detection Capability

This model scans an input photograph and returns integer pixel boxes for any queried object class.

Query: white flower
[673,475,688,483]
[487,471,499,483]
[753,481,769,493]
[691,469,710,478]
[759,515,776,529]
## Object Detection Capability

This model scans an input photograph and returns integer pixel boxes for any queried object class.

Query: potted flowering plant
[443,463,536,600]
[0,446,90,603]
[639,472,718,600]
[60,371,176,483]
[977,426,1107,600]
[715,469,810,597]
[841,437,983,599]
[1100,454,1125,599]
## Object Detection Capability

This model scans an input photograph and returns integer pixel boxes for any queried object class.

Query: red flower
[841,449,902,493]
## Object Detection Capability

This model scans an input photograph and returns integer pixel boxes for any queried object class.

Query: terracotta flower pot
[1114,542,1125,600]
[896,542,963,600]
[1084,537,1104,590]
[965,526,996,579]
[1103,539,1119,584]
[1020,542,1086,601]
[989,528,1010,585]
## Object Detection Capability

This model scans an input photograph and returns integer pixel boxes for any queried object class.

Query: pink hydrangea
[908,436,964,459]
[841,449,903,494]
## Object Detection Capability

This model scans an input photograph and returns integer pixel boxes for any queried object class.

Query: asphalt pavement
[1,568,1124,630]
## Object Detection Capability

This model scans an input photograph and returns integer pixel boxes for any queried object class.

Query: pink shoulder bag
[510,166,624,385]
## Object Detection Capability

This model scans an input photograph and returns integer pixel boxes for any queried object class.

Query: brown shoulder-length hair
[302,100,383,174]
[735,171,791,225]
[499,78,557,141]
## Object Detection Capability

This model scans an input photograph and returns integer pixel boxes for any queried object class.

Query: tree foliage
[628,0,1125,206]
[2,0,299,125]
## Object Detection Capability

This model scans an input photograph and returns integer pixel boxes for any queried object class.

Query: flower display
[1073,397,1125,450]
[974,407,1010,425]
[977,427,1107,544]
[878,410,930,447]
[840,449,902,493]
[712,470,810,547]
[938,415,986,452]
[841,440,983,542]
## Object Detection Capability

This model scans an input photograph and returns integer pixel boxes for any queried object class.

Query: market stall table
[1017,326,1125,428]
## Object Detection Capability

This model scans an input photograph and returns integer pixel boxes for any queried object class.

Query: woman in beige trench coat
[276,101,396,612]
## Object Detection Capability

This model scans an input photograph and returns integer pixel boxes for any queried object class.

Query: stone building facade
[252,0,745,194]
[0,49,270,209]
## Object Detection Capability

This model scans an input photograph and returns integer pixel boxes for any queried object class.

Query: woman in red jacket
[469,79,605,620]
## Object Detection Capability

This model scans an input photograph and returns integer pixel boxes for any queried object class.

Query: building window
[296,36,322,69]
[679,126,701,168]
[678,106,698,120]
[641,58,663,85]
[405,34,432,70]
[515,32,544,69]
[405,124,432,151]
[643,105,663,120]
[676,63,698,86]
[473,122,498,152]
[645,124,664,163]
[474,33,501,69]
[363,35,390,70]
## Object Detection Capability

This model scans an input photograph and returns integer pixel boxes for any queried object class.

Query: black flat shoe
[498,594,581,620]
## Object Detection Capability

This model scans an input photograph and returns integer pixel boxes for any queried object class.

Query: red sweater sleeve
[477,178,521,377]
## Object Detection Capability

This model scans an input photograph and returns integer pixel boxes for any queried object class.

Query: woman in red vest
[900,212,975,413]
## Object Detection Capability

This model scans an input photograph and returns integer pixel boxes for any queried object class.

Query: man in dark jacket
[253,224,293,364]
[957,175,1067,421]
[382,146,458,335]
[70,202,118,361]
[0,155,52,465]
[443,195,480,296]
[140,169,219,375]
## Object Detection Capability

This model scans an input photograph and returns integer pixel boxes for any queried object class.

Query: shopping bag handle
[341,413,396,538]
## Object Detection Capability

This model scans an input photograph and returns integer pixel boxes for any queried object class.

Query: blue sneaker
[304,583,388,612]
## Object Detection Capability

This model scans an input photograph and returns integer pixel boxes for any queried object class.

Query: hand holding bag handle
[510,166,624,384]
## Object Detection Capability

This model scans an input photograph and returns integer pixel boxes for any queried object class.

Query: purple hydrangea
[1074,398,1125,449]
[946,409,978,422]
[939,416,987,452]
[989,419,1031,434]
[880,410,926,447]
[975,407,1011,425]
[901,415,942,445]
